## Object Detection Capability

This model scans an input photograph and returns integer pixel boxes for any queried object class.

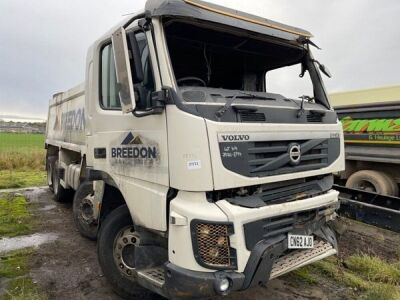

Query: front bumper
[165,189,339,298]
[163,225,336,299]
[217,189,339,272]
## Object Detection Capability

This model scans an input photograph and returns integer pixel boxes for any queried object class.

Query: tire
[52,160,72,202]
[381,172,399,197]
[73,182,98,240]
[97,205,152,299]
[46,156,56,192]
[346,170,398,196]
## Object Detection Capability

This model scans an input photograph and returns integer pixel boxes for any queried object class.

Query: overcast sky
[0,0,399,120]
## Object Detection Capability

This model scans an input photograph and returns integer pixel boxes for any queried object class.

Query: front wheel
[97,205,152,299]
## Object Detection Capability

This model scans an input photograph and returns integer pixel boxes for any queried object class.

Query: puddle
[0,186,47,194]
[39,204,57,211]
[23,187,49,203]
[0,233,58,253]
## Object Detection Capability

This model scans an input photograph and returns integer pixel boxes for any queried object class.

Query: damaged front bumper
[162,192,339,298]
[163,225,336,299]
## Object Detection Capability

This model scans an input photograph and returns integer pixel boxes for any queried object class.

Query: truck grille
[224,175,333,208]
[219,138,340,177]
[243,205,335,250]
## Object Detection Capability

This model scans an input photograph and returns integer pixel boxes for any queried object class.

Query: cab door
[87,24,169,189]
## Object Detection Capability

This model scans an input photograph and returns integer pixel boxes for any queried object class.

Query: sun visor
[145,0,313,41]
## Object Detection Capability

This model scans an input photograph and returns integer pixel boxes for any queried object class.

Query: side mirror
[112,27,137,113]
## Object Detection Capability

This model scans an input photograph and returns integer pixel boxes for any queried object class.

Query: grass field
[0,133,46,189]
[0,133,45,153]
[0,194,33,237]
[0,194,47,300]
[293,255,400,300]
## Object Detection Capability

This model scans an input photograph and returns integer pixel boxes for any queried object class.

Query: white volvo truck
[45,0,345,298]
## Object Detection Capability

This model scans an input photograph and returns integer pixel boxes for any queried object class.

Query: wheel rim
[79,195,96,225]
[113,226,140,279]
[357,180,376,193]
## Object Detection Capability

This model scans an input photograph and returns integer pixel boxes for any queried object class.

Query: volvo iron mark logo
[288,143,301,165]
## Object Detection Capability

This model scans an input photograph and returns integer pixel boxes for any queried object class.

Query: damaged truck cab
[45,0,345,298]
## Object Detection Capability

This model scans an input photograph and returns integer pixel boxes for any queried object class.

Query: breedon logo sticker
[111,132,159,166]
[53,108,85,132]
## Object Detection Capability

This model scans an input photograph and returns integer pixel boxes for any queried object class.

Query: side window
[100,32,155,111]
[100,44,121,109]
[134,31,155,110]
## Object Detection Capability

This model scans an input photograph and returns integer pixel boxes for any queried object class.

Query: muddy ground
[5,187,400,299]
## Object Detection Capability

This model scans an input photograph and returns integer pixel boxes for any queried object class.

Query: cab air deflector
[145,0,312,41]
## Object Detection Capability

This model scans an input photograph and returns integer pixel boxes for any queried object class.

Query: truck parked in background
[45,0,344,298]
[331,85,400,196]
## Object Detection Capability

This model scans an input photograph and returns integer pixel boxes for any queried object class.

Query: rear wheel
[73,182,98,240]
[97,205,152,299]
[346,170,399,196]
[52,160,72,202]
[381,172,399,197]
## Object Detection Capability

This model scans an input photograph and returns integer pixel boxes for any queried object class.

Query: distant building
[0,121,46,134]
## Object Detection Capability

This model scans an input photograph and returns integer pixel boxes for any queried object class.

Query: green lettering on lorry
[341,117,400,132]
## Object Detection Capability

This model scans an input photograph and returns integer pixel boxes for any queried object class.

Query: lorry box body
[330,85,400,107]
[331,86,400,195]
[45,0,345,298]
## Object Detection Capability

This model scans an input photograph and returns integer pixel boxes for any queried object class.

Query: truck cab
[45,0,345,298]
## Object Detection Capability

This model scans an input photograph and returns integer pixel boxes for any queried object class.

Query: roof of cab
[145,0,313,41]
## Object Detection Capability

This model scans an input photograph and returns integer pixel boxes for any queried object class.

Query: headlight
[191,221,237,270]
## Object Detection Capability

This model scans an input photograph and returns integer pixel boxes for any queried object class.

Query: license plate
[288,234,314,249]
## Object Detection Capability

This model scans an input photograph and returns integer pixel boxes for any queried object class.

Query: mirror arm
[133,109,157,118]
[121,13,147,30]
[299,61,307,78]
[298,37,321,50]
[311,59,332,78]
[132,88,168,118]
[138,18,152,31]
[311,58,321,67]
[151,89,168,111]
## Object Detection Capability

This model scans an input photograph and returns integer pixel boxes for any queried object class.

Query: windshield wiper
[297,95,314,118]
[215,94,239,118]
[235,91,276,101]
[215,92,275,118]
